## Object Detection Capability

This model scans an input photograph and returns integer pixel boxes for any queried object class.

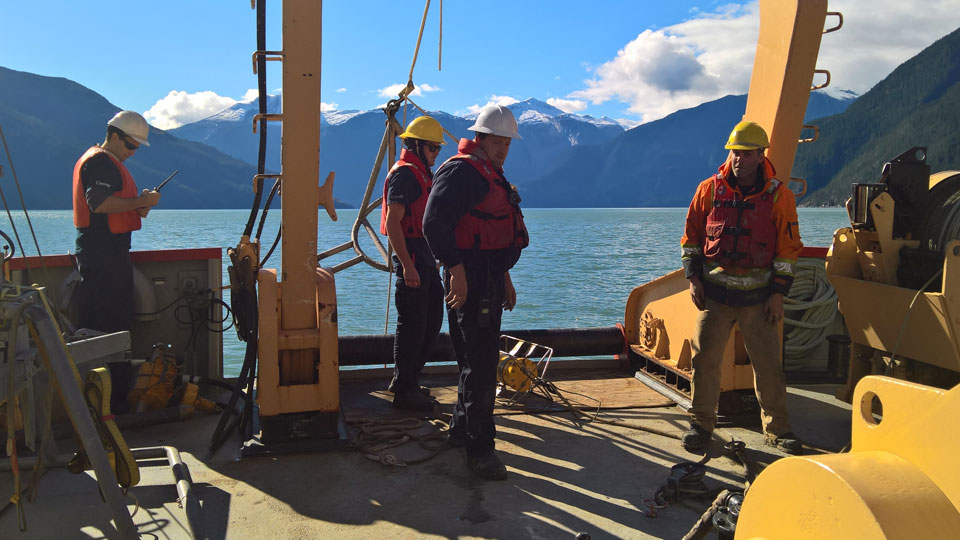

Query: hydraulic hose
[242,0,269,239]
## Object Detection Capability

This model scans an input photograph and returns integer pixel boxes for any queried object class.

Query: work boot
[387,377,431,396]
[467,451,507,481]
[681,423,711,453]
[392,390,437,412]
[765,432,803,455]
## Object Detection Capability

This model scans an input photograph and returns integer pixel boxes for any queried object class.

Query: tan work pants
[689,297,791,436]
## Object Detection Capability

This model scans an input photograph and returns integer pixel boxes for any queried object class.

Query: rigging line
[407,0,432,85]
[0,127,60,310]
[0,125,46,263]
[438,0,442,71]
[402,96,458,144]
[0,125,32,269]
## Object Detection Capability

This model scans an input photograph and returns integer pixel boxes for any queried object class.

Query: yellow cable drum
[497,354,538,393]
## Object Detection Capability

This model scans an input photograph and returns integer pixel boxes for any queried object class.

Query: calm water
[2,208,848,375]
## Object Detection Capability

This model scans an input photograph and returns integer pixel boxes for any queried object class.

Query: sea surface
[2,208,849,376]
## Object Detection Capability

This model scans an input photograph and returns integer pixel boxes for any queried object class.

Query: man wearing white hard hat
[423,105,529,480]
[72,110,161,332]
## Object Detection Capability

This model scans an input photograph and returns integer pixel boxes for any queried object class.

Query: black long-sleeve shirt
[422,160,518,272]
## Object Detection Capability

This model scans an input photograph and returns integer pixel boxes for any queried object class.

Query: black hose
[259,224,282,267]
[255,178,281,243]
[242,0,269,240]
[209,339,258,453]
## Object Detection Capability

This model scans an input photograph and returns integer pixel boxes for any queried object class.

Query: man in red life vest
[423,105,529,480]
[72,111,161,333]
[380,115,447,411]
[680,120,803,455]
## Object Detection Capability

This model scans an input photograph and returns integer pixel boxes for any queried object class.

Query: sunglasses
[424,143,442,153]
[122,135,139,151]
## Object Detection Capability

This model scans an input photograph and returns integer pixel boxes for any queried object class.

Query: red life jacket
[447,138,529,251]
[72,146,142,234]
[703,166,779,269]
[379,148,432,238]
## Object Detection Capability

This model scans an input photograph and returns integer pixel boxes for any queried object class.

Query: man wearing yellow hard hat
[380,115,447,411]
[680,120,804,455]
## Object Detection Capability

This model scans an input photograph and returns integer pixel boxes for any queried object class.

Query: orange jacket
[681,156,802,303]
[73,146,142,234]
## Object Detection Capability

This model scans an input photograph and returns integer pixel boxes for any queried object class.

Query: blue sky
[3,1,958,129]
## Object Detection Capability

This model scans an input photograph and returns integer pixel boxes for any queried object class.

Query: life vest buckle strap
[469,209,508,221]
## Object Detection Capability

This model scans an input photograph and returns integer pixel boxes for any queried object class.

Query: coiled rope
[783,258,838,367]
[352,417,448,468]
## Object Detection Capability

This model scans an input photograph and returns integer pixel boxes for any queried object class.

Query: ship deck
[0,371,852,540]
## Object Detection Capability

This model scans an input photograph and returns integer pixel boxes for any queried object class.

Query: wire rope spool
[497,353,538,393]
[899,172,960,291]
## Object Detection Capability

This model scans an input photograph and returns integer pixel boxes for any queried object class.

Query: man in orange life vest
[73,111,161,333]
[423,105,529,480]
[380,116,447,411]
[680,120,803,455]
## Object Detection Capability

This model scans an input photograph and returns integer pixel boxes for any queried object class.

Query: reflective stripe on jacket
[681,156,802,304]
[446,139,529,251]
[379,148,432,238]
[72,146,142,234]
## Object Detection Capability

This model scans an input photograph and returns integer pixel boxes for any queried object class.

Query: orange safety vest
[446,138,529,251]
[704,173,779,268]
[72,146,142,234]
[379,148,432,238]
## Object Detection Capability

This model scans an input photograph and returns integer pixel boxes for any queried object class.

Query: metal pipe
[338,326,625,366]
[131,446,204,540]
[3,446,204,540]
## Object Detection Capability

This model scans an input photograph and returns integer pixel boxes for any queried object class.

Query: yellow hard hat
[399,116,446,145]
[725,120,769,150]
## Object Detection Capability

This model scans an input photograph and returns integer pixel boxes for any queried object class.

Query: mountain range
[4,26,958,212]
[169,93,851,208]
[0,66,262,210]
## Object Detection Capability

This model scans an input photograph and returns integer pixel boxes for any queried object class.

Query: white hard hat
[468,105,522,140]
[107,110,151,146]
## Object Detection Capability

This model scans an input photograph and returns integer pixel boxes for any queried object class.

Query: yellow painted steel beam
[280,0,322,335]
[743,0,828,181]
[256,0,339,417]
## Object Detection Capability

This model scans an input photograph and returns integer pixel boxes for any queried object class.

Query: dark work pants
[76,249,134,333]
[446,264,505,457]
[392,263,444,393]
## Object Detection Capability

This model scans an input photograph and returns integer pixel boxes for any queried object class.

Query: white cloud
[376,82,442,98]
[546,98,588,113]
[569,4,757,124]
[465,95,521,115]
[144,88,338,129]
[143,90,240,130]
[569,0,960,124]
[816,0,960,96]
[336,87,347,93]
